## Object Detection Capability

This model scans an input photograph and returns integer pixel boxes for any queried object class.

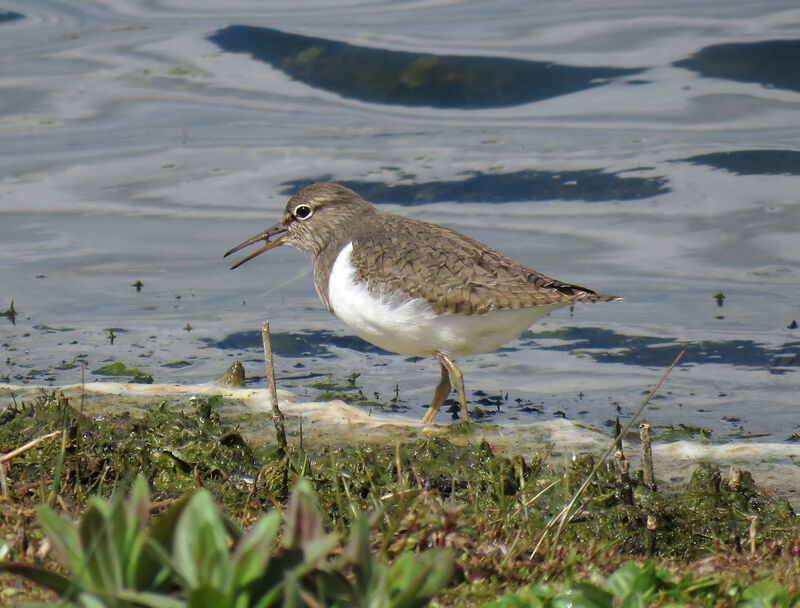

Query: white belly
[327,242,565,357]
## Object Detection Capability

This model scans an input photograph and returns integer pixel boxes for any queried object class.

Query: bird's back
[348,211,618,315]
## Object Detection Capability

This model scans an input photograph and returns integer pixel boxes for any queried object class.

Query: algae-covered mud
[3,381,800,505]
[2,384,800,605]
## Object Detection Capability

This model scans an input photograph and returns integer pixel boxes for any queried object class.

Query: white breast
[327,242,566,357]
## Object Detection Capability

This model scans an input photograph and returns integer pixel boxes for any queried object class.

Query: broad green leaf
[106,485,146,585]
[622,590,646,608]
[739,581,789,608]
[299,533,339,566]
[117,589,186,608]
[37,507,83,573]
[150,491,194,549]
[385,550,453,608]
[603,562,641,596]
[553,583,614,608]
[76,591,107,608]
[231,511,281,594]
[173,489,232,591]
[524,584,558,600]
[78,502,123,593]
[414,550,453,600]
[630,561,671,596]
[145,535,189,588]
[115,479,169,592]
[187,584,231,608]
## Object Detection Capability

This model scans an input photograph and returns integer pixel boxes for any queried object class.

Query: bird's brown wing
[349,214,619,315]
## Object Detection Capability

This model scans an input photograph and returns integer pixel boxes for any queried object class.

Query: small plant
[1,476,171,605]
[488,561,800,608]
[0,478,452,607]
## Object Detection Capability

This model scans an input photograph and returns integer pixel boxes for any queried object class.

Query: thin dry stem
[640,423,656,492]
[530,348,686,559]
[261,321,288,457]
[1,430,63,463]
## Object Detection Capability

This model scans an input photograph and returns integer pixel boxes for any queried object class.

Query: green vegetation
[1,300,16,324]
[93,362,154,384]
[1,477,451,607]
[489,561,800,607]
[0,391,799,606]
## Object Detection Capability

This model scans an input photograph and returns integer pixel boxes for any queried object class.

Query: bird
[225,182,620,424]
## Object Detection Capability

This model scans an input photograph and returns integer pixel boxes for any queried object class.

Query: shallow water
[2,1,799,442]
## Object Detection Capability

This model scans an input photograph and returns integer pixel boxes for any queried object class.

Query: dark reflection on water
[203,330,386,356]
[208,25,642,109]
[678,149,800,176]
[674,39,800,93]
[524,327,799,372]
[207,327,799,373]
[281,168,668,204]
[0,10,24,24]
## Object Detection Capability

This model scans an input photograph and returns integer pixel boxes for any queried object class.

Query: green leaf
[739,581,789,608]
[283,480,324,549]
[524,584,558,600]
[150,492,193,549]
[188,584,231,608]
[299,533,339,566]
[282,572,302,608]
[488,594,544,608]
[385,550,454,608]
[632,561,672,594]
[0,562,75,597]
[79,501,124,593]
[603,562,641,596]
[116,479,169,591]
[341,513,372,595]
[173,489,232,591]
[128,475,152,523]
[553,583,614,608]
[680,575,720,596]
[116,589,186,608]
[622,591,646,608]
[37,507,83,573]
[231,511,281,597]
[76,592,107,608]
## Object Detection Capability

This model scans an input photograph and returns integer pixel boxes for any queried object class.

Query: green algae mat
[1,383,800,606]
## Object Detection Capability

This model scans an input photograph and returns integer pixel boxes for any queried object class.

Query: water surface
[2,0,799,444]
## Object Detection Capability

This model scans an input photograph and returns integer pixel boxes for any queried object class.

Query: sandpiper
[225,182,620,423]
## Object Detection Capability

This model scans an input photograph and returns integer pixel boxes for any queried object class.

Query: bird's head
[225,182,374,268]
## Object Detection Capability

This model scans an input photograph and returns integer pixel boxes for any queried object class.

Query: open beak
[224,223,288,269]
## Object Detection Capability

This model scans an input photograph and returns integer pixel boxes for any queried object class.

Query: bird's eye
[293,204,313,220]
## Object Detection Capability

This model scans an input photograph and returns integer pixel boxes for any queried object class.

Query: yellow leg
[437,353,470,422]
[421,361,451,424]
